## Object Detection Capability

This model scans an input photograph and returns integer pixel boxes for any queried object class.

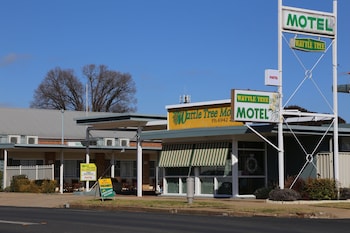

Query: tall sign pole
[332,0,339,191]
[278,0,284,189]
[278,0,338,191]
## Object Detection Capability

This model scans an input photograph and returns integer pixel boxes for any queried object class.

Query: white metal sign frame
[277,0,338,190]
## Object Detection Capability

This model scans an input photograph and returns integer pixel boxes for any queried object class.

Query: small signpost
[98,178,115,200]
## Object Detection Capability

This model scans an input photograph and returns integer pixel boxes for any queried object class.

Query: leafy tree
[31,65,137,113]
[31,67,84,110]
[82,64,136,112]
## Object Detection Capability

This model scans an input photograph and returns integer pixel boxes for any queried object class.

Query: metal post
[60,109,64,194]
[137,127,143,197]
[2,150,7,189]
[111,153,115,178]
[231,139,239,197]
[85,127,91,191]
[278,0,284,189]
[332,0,339,197]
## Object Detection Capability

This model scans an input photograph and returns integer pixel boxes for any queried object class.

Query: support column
[85,127,91,191]
[277,0,284,189]
[332,0,339,192]
[60,151,64,194]
[231,139,239,197]
[2,150,7,189]
[111,153,115,178]
[137,127,143,197]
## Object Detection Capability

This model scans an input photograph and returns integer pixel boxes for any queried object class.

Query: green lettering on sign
[236,107,269,120]
[283,8,335,37]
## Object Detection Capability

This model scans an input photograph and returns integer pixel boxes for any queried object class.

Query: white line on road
[0,219,44,226]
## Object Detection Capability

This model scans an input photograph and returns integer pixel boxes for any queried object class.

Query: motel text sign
[231,89,280,123]
[282,6,335,37]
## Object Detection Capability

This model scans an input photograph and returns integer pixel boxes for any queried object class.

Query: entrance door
[238,142,266,195]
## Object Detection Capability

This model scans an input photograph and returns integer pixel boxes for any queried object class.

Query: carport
[75,113,167,197]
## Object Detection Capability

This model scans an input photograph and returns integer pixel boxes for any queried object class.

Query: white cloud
[0,53,31,67]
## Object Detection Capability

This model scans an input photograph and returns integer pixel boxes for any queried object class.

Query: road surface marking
[0,220,43,226]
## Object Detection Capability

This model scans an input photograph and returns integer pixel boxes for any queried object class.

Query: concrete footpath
[1,192,350,219]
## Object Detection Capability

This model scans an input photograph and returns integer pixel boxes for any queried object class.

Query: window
[149,161,155,177]
[165,167,192,176]
[115,161,137,178]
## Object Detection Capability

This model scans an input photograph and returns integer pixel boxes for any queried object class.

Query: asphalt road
[0,206,349,233]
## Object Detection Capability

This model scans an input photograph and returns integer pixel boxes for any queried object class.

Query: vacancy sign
[265,69,280,86]
[231,89,280,123]
[282,6,335,37]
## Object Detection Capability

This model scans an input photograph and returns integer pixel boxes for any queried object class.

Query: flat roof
[75,113,167,131]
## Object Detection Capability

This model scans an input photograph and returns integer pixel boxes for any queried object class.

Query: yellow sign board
[168,104,243,130]
[98,178,115,199]
[80,163,97,181]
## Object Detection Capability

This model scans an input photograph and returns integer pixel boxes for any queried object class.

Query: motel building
[1,96,350,198]
[140,98,350,197]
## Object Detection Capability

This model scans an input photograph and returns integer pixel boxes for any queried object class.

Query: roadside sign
[265,69,280,86]
[80,163,97,181]
[98,178,115,200]
[290,38,325,52]
[282,6,335,37]
[231,89,280,123]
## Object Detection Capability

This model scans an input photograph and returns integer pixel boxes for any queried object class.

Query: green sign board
[98,178,115,200]
[290,38,326,52]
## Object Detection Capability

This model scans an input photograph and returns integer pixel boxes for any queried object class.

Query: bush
[268,188,301,201]
[10,175,57,193]
[340,188,350,200]
[304,178,337,200]
[10,175,30,192]
[254,187,273,199]
[40,180,57,193]
[0,170,3,190]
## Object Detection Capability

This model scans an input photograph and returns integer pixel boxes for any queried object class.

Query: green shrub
[10,176,57,193]
[0,170,3,190]
[254,187,273,199]
[10,175,30,192]
[40,180,57,193]
[304,178,337,200]
[340,188,350,200]
[20,182,40,193]
[268,188,301,201]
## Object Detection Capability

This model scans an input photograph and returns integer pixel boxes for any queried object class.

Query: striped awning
[191,142,229,167]
[159,144,193,167]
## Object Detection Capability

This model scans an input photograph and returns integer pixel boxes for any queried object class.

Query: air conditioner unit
[119,138,130,147]
[104,138,115,146]
[26,136,38,144]
[8,135,21,144]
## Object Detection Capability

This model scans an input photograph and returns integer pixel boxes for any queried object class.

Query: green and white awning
[191,142,229,167]
[159,144,193,167]
[159,142,229,167]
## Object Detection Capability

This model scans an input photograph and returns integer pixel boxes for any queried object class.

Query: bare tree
[82,64,136,112]
[31,67,84,110]
[31,65,137,113]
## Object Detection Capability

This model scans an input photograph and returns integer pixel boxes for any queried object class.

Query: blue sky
[1,0,350,121]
